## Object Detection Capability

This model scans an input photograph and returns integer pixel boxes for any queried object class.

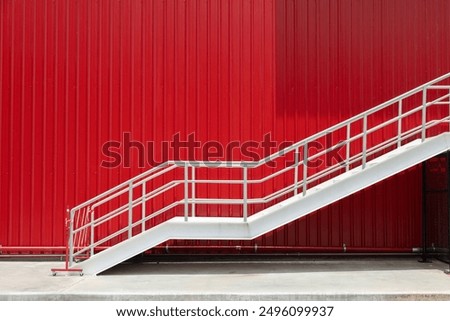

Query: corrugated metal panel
[269,0,450,251]
[1,0,450,254]
[0,0,277,252]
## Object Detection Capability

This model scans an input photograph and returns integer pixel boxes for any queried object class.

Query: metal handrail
[67,72,450,265]
[185,117,450,206]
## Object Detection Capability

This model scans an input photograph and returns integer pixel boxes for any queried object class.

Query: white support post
[362,115,368,169]
[69,208,74,264]
[346,123,351,171]
[243,166,248,222]
[191,166,196,217]
[90,208,94,256]
[303,142,308,196]
[141,183,146,233]
[398,100,402,148]
[128,182,133,239]
[294,147,299,195]
[422,88,427,141]
[184,163,188,222]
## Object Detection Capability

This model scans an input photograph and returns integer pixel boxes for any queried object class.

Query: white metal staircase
[53,73,450,275]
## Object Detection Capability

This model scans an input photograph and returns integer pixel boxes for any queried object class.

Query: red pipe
[151,245,414,254]
[0,245,414,255]
[0,246,66,251]
[0,246,108,254]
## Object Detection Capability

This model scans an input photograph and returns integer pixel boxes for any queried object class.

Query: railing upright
[90,208,94,256]
[69,208,74,264]
[303,142,308,196]
[362,115,368,169]
[184,163,188,222]
[346,123,351,171]
[422,88,427,141]
[398,100,403,147]
[243,165,248,222]
[128,182,133,239]
[142,183,146,232]
[294,147,299,195]
[191,166,196,217]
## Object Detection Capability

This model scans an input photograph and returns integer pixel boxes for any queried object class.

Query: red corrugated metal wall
[269,0,450,252]
[1,0,450,254]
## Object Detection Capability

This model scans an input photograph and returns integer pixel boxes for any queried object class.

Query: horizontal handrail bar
[74,181,181,235]
[256,72,450,164]
[428,85,450,89]
[90,164,178,210]
[308,100,448,163]
[73,201,183,257]
[72,162,172,211]
[307,117,449,186]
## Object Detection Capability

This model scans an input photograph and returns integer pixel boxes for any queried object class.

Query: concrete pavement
[1,257,450,300]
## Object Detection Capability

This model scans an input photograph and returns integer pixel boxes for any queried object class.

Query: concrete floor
[0,257,450,300]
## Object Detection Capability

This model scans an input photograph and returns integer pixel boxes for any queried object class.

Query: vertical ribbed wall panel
[0,0,277,251]
[272,0,450,250]
[1,0,450,253]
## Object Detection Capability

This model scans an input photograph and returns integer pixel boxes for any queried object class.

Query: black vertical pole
[420,161,428,263]
[446,151,450,273]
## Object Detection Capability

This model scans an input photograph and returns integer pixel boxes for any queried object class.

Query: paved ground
[0,257,450,300]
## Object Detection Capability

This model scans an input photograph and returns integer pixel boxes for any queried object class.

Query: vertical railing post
[346,123,351,172]
[191,166,196,217]
[141,182,146,233]
[243,165,248,222]
[128,182,133,239]
[362,115,368,169]
[68,208,74,265]
[420,160,428,263]
[294,147,299,195]
[184,163,188,222]
[422,87,427,141]
[90,208,94,256]
[448,88,450,132]
[303,142,308,196]
[447,150,450,274]
[397,100,403,148]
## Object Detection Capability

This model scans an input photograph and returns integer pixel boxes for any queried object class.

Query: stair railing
[67,72,450,266]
